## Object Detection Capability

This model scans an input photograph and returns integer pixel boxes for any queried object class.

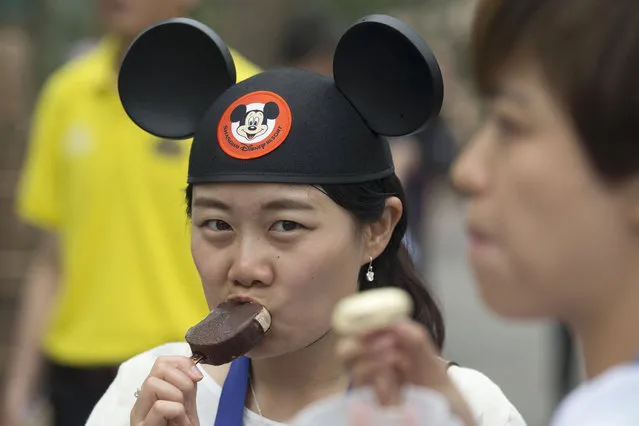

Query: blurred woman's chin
[476,279,549,320]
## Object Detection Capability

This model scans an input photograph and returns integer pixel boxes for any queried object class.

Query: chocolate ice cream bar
[186,300,272,365]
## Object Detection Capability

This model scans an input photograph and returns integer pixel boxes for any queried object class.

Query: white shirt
[551,363,639,426]
[85,342,526,426]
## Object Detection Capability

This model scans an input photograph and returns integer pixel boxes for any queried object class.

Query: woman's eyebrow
[191,196,316,212]
[261,199,315,211]
[192,196,230,211]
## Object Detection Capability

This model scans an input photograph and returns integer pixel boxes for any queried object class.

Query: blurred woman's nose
[227,237,274,288]
[450,126,491,198]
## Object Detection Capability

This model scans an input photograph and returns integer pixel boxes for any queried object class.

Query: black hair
[185,174,446,350]
[472,0,639,182]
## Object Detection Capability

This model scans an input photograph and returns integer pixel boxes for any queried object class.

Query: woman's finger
[349,347,386,387]
[150,357,203,382]
[373,369,401,406]
[335,336,365,370]
[349,349,404,388]
[338,332,396,366]
[156,364,200,420]
[386,349,417,384]
[392,321,449,386]
[391,321,431,354]
[143,400,191,426]
[132,376,182,423]
[132,357,202,423]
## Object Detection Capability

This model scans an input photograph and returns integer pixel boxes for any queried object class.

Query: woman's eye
[203,220,232,231]
[493,113,528,138]
[271,220,302,232]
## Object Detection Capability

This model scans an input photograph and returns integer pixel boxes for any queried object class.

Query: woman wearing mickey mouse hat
[84,16,525,426]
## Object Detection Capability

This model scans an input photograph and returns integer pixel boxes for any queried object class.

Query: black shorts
[46,359,119,426]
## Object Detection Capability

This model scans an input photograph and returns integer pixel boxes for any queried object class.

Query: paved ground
[425,186,557,426]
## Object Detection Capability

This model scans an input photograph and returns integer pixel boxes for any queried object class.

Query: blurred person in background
[1,1,260,425]
[277,12,457,271]
[366,0,639,424]
[391,115,458,271]
[66,39,99,61]
[457,1,639,423]
[277,12,336,77]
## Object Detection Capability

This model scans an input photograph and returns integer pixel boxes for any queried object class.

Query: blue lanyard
[213,355,354,426]
[214,356,250,426]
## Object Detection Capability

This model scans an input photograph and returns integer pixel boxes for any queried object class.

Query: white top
[85,342,526,426]
[551,363,639,426]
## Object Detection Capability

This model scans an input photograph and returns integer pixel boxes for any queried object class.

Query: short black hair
[472,0,639,182]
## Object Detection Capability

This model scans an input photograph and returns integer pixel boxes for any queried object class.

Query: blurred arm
[2,234,59,422]
[3,69,66,424]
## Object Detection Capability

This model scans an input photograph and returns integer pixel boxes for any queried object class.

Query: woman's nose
[227,240,274,288]
[450,127,491,198]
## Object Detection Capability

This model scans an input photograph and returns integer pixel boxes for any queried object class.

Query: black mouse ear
[118,18,237,139]
[333,15,443,137]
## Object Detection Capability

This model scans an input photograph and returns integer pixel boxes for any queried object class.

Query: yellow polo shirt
[17,38,261,365]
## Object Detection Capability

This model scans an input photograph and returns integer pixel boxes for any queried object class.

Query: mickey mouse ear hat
[118,15,443,184]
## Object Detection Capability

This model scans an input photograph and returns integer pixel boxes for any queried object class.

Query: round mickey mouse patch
[217,91,292,160]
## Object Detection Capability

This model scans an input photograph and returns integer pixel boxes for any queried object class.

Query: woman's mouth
[227,295,260,305]
[466,226,497,256]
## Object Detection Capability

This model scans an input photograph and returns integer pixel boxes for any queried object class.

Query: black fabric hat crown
[118,15,443,184]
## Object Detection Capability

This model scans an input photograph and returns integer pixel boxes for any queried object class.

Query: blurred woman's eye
[270,220,303,232]
[495,114,527,137]
[202,219,232,231]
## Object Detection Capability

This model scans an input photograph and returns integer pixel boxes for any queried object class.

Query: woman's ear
[363,197,404,261]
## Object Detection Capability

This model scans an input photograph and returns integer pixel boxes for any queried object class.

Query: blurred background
[0,0,578,425]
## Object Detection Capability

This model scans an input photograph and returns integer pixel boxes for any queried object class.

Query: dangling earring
[366,256,375,282]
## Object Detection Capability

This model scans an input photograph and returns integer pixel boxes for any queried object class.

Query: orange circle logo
[217,91,292,160]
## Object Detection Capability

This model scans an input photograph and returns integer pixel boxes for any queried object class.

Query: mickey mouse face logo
[218,91,292,160]
[232,102,279,142]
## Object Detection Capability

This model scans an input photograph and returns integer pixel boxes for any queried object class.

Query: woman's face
[452,61,637,322]
[190,183,368,358]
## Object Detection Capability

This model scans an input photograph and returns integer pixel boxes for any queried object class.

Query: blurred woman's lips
[466,224,497,255]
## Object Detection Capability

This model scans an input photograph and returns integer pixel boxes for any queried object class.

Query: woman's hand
[130,356,203,426]
[337,320,476,426]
